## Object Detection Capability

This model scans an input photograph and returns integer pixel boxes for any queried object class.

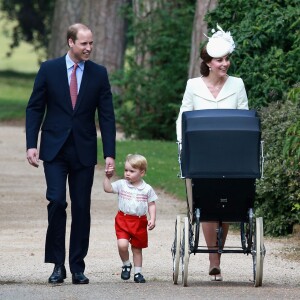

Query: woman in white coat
[176,25,249,281]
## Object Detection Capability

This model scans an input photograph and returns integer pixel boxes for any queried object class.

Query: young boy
[103,154,157,283]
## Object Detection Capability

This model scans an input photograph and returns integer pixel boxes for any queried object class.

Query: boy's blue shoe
[121,263,132,280]
[134,273,146,283]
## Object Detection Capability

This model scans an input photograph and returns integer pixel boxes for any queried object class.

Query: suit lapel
[194,77,215,101]
[216,77,235,101]
[56,56,74,112]
[194,76,235,102]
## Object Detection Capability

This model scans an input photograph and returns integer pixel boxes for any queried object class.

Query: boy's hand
[105,171,114,179]
[105,157,115,177]
[105,165,114,178]
[148,219,155,230]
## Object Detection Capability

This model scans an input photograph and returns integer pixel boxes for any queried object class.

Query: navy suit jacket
[26,55,116,166]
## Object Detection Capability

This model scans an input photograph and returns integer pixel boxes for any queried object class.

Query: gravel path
[0,125,299,299]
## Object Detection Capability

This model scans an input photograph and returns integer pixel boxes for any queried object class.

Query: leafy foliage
[114,0,300,139]
[205,0,300,108]
[112,1,195,140]
[0,0,54,62]
[255,96,300,236]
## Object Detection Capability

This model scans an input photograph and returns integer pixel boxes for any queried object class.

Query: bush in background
[255,91,300,236]
[206,0,300,109]
[112,1,194,140]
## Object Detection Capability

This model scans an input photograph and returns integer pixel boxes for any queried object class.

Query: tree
[47,0,84,59]
[113,0,195,140]
[205,0,300,108]
[188,0,217,79]
[1,0,128,78]
[48,0,128,78]
[1,0,54,62]
[88,0,128,75]
[132,0,163,67]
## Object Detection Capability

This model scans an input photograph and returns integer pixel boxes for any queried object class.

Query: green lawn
[0,71,35,121]
[0,15,41,73]
[0,16,40,121]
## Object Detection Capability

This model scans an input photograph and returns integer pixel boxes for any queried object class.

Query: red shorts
[115,211,148,248]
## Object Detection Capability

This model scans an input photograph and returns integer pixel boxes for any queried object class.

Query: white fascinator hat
[205,24,235,58]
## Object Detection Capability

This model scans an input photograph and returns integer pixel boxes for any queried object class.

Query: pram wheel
[182,216,190,286]
[253,217,265,287]
[172,215,181,284]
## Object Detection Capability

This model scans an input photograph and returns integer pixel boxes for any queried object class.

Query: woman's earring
[209,67,212,71]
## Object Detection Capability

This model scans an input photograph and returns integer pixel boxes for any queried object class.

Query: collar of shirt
[66,53,85,71]
[125,179,146,190]
[66,53,85,88]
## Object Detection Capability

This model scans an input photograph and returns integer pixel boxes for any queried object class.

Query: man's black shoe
[72,272,89,284]
[48,264,66,284]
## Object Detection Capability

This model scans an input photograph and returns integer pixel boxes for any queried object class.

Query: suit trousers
[43,134,95,273]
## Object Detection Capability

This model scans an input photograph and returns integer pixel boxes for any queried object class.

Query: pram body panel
[186,178,256,223]
[181,109,261,179]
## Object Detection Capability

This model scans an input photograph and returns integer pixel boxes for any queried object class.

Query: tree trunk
[48,0,127,75]
[188,0,218,79]
[87,0,128,74]
[47,0,128,95]
[47,0,84,59]
[132,0,164,67]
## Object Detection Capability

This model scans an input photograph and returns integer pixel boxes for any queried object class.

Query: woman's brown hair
[200,45,213,77]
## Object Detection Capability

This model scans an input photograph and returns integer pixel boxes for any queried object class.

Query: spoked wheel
[253,217,265,287]
[241,213,254,253]
[172,215,181,284]
[241,208,254,253]
[182,216,190,287]
[240,222,247,250]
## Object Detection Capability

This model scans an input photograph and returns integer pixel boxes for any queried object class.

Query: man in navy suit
[26,23,116,284]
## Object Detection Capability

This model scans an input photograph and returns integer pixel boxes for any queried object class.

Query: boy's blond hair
[126,154,147,172]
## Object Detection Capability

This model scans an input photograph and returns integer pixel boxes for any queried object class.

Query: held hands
[27,148,39,168]
[105,157,115,178]
[105,167,114,178]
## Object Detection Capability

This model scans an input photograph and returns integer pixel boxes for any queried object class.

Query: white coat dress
[176,75,248,142]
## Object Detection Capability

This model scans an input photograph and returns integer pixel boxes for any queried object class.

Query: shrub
[206,0,300,109]
[112,1,195,140]
[255,96,300,236]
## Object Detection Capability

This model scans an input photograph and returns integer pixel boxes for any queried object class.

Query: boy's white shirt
[111,179,157,216]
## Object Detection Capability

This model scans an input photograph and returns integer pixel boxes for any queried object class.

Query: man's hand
[27,148,39,168]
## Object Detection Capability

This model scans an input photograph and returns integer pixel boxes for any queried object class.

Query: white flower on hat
[205,24,235,58]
